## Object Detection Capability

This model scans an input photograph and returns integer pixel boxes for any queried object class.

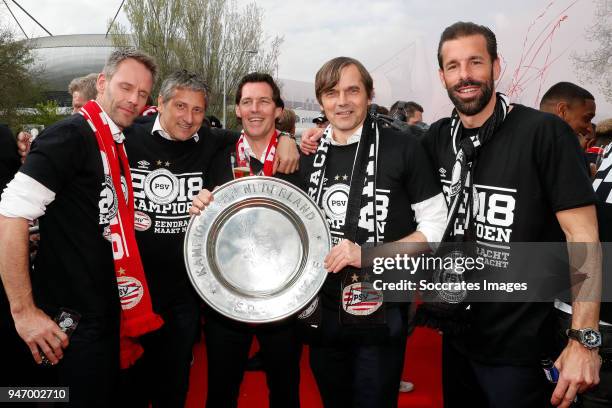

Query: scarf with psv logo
[80,100,163,369]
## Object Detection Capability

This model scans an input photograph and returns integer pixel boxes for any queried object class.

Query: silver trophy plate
[184,176,331,323]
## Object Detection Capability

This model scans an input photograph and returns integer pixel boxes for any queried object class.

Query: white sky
[1,0,610,122]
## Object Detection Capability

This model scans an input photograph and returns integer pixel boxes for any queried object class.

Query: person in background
[68,73,99,113]
[277,108,297,136]
[312,113,329,129]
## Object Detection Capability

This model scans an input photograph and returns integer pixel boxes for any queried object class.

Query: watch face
[582,329,602,348]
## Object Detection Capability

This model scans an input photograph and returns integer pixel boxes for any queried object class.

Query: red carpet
[186,327,442,407]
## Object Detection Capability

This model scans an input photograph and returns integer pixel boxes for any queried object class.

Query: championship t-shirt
[301,126,442,310]
[17,115,119,318]
[422,104,597,364]
[124,115,237,312]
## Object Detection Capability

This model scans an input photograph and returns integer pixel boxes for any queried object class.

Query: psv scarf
[442,93,510,242]
[416,93,510,333]
[80,101,164,369]
[235,130,278,176]
[306,114,385,326]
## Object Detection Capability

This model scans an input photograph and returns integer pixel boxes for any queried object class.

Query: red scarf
[235,130,278,176]
[80,101,164,369]
[140,105,158,117]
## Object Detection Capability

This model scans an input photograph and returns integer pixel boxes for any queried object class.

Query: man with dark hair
[540,82,597,149]
[0,49,160,407]
[390,100,424,126]
[421,21,601,408]
[301,56,446,408]
[190,72,303,408]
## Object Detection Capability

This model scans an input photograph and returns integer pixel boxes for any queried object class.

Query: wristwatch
[278,131,296,140]
[566,328,602,349]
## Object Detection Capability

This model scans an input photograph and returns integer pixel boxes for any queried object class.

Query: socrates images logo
[117,276,144,310]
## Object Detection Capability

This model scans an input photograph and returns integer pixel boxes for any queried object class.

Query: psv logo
[322,183,350,220]
[117,276,144,310]
[342,282,383,316]
[144,168,180,205]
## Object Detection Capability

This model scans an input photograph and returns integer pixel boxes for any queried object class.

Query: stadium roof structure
[27,34,132,93]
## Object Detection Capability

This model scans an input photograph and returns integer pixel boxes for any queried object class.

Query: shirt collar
[239,132,268,163]
[151,114,199,142]
[330,125,362,146]
[101,110,125,143]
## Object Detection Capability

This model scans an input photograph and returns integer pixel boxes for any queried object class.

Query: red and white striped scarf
[235,130,278,176]
[80,100,163,369]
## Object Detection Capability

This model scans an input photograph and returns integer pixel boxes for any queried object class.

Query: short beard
[447,75,494,116]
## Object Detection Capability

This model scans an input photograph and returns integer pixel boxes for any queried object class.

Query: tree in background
[112,0,282,129]
[0,27,44,130]
[573,0,611,103]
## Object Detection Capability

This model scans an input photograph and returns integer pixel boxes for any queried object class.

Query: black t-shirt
[18,115,119,319]
[592,145,612,323]
[0,125,20,192]
[300,126,442,309]
[124,116,237,312]
[422,104,597,364]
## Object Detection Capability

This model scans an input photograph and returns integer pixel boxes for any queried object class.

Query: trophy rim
[184,176,330,323]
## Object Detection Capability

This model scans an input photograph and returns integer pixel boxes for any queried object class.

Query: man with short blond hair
[68,72,98,113]
[0,49,158,406]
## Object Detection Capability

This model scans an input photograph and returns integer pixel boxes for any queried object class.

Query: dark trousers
[309,306,409,408]
[556,310,612,408]
[120,297,201,408]
[442,337,551,408]
[204,309,302,408]
[57,317,120,408]
[1,301,44,388]
[2,288,120,408]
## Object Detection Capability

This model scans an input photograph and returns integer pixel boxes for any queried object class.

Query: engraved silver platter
[184,176,331,323]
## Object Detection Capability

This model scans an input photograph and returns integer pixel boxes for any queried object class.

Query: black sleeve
[420,118,449,170]
[204,144,233,190]
[19,121,88,193]
[208,128,240,149]
[402,135,443,204]
[534,115,597,212]
[275,155,306,191]
[0,125,20,191]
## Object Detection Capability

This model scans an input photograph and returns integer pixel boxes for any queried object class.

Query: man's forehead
[240,82,274,99]
[168,88,206,105]
[333,65,364,88]
[110,59,153,88]
[441,34,489,60]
